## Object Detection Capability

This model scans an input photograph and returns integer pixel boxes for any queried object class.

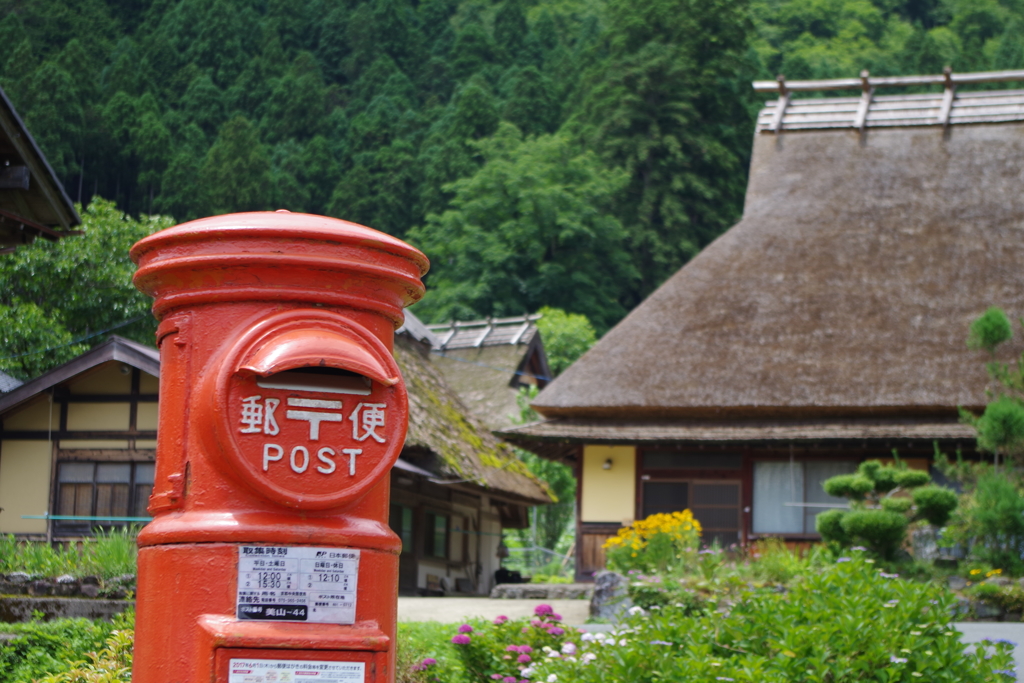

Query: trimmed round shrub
[840,509,908,559]
[968,306,1012,352]
[977,396,1024,454]
[894,469,931,489]
[860,460,899,493]
[823,474,873,500]
[912,485,958,527]
[816,508,851,546]
[880,497,913,514]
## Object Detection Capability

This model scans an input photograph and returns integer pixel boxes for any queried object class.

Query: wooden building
[0,316,551,595]
[499,69,1024,580]
[0,84,80,248]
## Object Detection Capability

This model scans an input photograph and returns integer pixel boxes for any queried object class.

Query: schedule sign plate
[228,659,365,682]
[236,546,359,624]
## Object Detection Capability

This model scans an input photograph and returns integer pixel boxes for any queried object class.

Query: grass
[0,528,138,579]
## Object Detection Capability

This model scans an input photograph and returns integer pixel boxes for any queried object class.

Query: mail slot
[129,211,427,683]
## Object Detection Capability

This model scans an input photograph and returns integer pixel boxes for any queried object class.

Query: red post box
[129,211,428,683]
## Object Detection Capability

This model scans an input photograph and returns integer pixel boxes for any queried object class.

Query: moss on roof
[395,335,552,504]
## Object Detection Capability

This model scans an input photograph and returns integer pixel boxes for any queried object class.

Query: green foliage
[531,554,1015,683]
[823,473,874,500]
[839,509,909,559]
[968,306,1012,353]
[447,607,575,682]
[35,620,133,683]
[396,621,464,683]
[0,616,125,683]
[912,485,959,527]
[749,537,809,583]
[959,471,1024,572]
[409,123,635,331]
[819,459,957,558]
[975,396,1024,456]
[962,307,1024,461]
[534,306,597,376]
[0,198,173,380]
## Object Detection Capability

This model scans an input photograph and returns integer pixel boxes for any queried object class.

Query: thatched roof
[395,327,552,505]
[531,107,1024,421]
[425,315,551,430]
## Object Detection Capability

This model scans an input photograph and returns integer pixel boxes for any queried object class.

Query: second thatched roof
[531,115,1024,420]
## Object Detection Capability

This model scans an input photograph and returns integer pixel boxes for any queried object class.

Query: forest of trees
[0,0,1019,332]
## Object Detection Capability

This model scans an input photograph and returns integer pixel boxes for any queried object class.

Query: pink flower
[518,654,532,664]
[534,604,554,616]
[452,634,471,645]
[519,646,533,654]
[458,624,474,634]
[549,627,565,636]
[503,677,517,683]
[522,627,530,634]
[506,645,520,652]
[494,615,509,624]
[421,658,436,668]
[550,613,562,622]
[491,675,503,680]
[531,619,543,627]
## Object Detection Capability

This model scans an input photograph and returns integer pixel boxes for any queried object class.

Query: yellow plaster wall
[67,363,132,394]
[137,402,159,431]
[66,403,131,431]
[0,440,51,533]
[580,445,636,524]
[3,397,59,431]
[139,372,159,394]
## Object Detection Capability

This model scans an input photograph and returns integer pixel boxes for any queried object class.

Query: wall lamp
[603,458,613,470]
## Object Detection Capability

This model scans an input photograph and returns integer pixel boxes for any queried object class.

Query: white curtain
[753,461,803,534]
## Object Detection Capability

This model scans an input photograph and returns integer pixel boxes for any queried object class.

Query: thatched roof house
[500,70,1024,578]
[426,315,551,430]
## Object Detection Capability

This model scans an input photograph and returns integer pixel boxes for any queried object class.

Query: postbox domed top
[131,212,429,325]
[131,211,429,275]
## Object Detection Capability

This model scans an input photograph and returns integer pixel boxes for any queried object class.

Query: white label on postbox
[228,658,365,682]
[236,546,359,624]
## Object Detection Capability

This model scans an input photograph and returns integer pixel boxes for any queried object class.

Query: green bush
[447,605,578,682]
[913,486,959,527]
[816,509,852,547]
[962,471,1024,573]
[0,613,132,683]
[968,307,1013,353]
[819,460,957,559]
[749,538,808,584]
[530,554,1015,683]
[839,509,909,560]
[823,474,874,500]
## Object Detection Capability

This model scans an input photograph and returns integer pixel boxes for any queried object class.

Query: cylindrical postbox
[129,211,427,683]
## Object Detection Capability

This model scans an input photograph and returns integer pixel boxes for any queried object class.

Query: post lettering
[290,446,310,473]
[316,447,337,474]
[263,443,283,471]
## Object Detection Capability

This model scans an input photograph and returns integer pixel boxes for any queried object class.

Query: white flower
[581,633,596,642]
[547,676,558,683]
[521,667,535,677]
[628,606,646,616]
[619,639,628,646]
[542,646,554,653]
[561,643,577,655]
[582,653,597,663]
